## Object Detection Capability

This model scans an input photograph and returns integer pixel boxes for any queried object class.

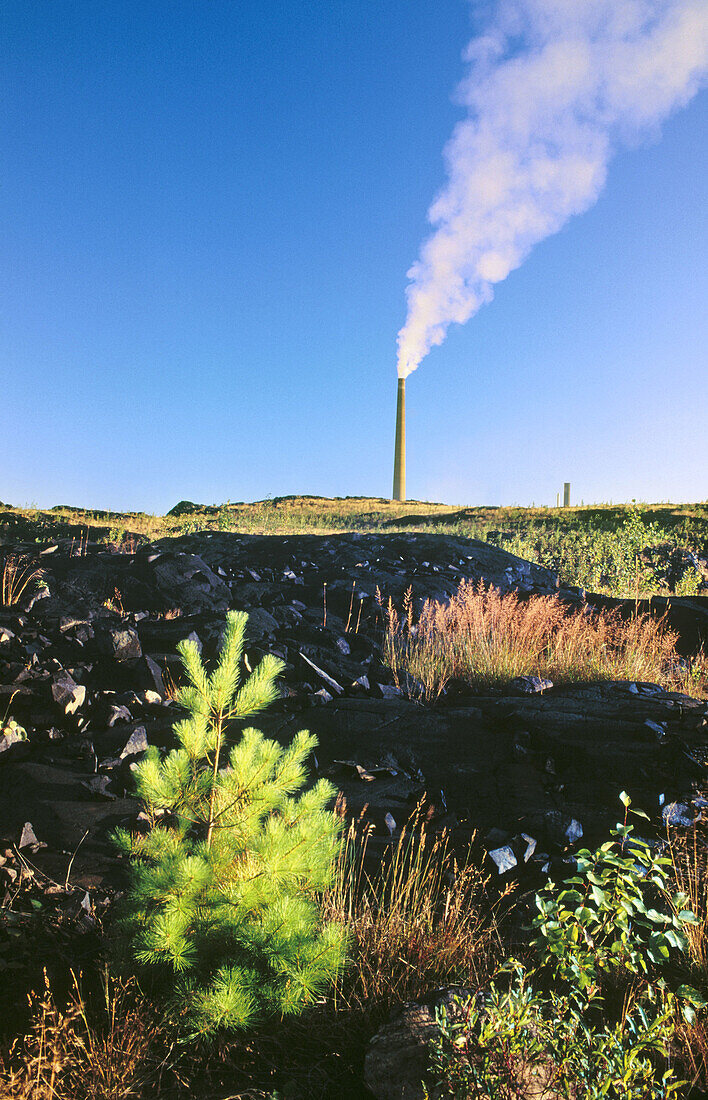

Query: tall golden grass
[325,815,504,1011]
[382,581,704,701]
[0,970,166,1100]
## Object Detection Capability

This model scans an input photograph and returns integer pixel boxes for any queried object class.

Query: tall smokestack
[392,377,406,501]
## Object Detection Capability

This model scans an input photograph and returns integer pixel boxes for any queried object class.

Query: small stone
[18,822,40,849]
[142,656,166,698]
[350,675,370,693]
[25,587,49,611]
[299,652,343,695]
[107,704,132,727]
[488,845,517,874]
[107,626,142,662]
[519,833,537,862]
[544,811,583,846]
[81,775,116,800]
[384,813,397,836]
[51,672,86,715]
[510,676,553,695]
[336,636,351,655]
[378,683,404,699]
[120,726,149,758]
[140,689,163,706]
[662,801,694,828]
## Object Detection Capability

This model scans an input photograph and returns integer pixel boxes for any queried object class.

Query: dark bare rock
[24,547,231,619]
[363,996,447,1100]
[0,527,706,893]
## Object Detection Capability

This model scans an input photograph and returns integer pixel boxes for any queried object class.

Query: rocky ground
[1,516,707,923]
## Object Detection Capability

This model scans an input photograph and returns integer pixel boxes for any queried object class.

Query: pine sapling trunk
[206,705,225,849]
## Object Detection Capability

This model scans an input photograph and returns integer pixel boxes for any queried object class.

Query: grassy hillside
[2,495,708,598]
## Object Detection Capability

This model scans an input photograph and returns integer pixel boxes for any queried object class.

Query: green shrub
[428,970,683,1099]
[531,791,695,994]
[425,795,705,1099]
[113,610,346,1038]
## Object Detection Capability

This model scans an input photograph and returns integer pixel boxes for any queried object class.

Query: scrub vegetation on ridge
[2,496,708,600]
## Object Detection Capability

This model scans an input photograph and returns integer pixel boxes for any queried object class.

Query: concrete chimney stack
[392,378,406,501]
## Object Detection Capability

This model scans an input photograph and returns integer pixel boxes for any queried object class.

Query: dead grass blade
[667,826,708,1092]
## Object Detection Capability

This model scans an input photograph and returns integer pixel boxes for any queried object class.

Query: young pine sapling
[114,610,345,1037]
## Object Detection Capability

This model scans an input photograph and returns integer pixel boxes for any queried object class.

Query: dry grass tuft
[382,580,702,701]
[325,815,505,1012]
[1,556,44,608]
[0,969,170,1100]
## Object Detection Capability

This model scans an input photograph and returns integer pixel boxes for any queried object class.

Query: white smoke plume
[397,0,708,378]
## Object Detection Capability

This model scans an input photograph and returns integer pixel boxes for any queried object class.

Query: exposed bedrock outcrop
[0,526,705,897]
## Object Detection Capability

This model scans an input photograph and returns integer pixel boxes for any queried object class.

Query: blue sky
[2,1,707,512]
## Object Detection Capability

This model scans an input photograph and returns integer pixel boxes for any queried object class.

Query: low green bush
[425,795,706,1098]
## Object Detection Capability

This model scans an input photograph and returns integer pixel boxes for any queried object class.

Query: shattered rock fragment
[299,652,343,695]
[510,676,553,695]
[18,821,41,849]
[120,726,149,759]
[543,811,583,847]
[51,672,86,715]
[488,845,517,874]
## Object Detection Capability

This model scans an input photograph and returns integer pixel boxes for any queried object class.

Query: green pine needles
[113,610,346,1037]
